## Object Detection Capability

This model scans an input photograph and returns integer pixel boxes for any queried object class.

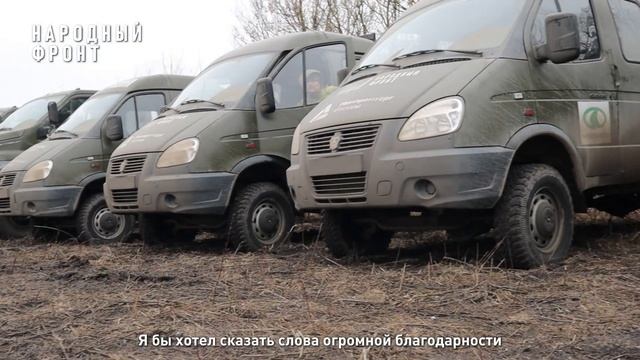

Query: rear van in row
[0,89,94,236]
[0,106,17,122]
[0,75,191,242]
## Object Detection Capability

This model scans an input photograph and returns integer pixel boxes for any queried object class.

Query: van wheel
[494,164,574,269]
[0,216,32,239]
[76,193,135,245]
[322,210,393,258]
[139,214,196,245]
[228,182,295,251]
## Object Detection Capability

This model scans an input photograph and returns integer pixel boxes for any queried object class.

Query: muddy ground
[0,213,639,359]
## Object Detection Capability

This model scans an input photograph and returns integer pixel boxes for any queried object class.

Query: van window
[532,0,600,61]
[0,95,65,131]
[359,0,527,67]
[58,96,89,123]
[608,0,640,63]
[273,53,304,109]
[54,93,122,137]
[304,44,346,105]
[135,94,165,129]
[173,52,276,109]
[115,97,137,138]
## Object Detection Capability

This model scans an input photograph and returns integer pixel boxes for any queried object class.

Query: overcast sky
[0,0,240,107]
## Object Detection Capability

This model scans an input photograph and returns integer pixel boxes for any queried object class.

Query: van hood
[300,58,494,133]
[0,129,24,142]
[0,130,27,161]
[113,111,224,157]
[2,139,74,172]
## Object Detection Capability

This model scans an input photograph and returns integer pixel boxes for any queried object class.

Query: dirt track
[1,214,639,359]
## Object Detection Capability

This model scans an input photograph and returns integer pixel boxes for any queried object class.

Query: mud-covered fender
[506,124,586,191]
[230,154,291,196]
[231,155,291,175]
[72,172,107,211]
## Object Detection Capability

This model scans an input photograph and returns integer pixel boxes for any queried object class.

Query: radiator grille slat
[111,189,139,210]
[110,155,147,175]
[306,125,380,155]
[0,198,10,212]
[311,172,367,196]
[0,173,16,187]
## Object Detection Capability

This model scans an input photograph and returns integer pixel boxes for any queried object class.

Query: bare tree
[161,53,185,75]
[234,0,417,44]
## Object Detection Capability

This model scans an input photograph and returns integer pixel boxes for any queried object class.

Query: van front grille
[0,198,10,212]
[111,189,139,210]
[311,172,367,196]
[306,125,380,155]
[110,155,146,175]
[0,173,16,187]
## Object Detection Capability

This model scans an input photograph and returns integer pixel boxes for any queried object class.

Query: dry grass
[0,212,639,359]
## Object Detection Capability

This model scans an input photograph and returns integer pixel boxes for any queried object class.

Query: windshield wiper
[51,129,78,138]
[352,63,401,75]
[393,49,483,61]
[180,99,226,108]
[0,127,12,132]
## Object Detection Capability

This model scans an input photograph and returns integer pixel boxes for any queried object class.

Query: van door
[257,43,348,158]
[101,93,166,165]
[606,0,640,182]
[528,0,621,184]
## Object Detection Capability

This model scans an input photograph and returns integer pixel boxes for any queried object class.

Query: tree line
[234,0,418,44]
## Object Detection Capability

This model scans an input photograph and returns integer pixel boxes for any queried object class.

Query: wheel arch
[231,155,291,192]
[506,124,587,211]
[72,173,107,213]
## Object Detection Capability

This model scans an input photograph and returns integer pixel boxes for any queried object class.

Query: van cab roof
[218,31,373,62]
[39,89,97,100]
[98,74,194,95]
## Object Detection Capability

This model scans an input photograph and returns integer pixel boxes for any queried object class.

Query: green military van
[0,107,17,122]
[104,32,373,249]
[0,75,192,242]
[286,0,640,268]
[0,90,95,237]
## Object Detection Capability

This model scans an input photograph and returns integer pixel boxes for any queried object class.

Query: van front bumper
[0,171,82,217]
[287,120,514,211]
[105,154,235,215]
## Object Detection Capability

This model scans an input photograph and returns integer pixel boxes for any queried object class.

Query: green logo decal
[582,107,607,129]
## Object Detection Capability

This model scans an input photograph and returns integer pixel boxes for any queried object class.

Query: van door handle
[589,93,609,100]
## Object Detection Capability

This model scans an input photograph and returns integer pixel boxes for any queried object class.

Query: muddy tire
[494,164,574,269]
[76,193,135,244]
[139,214,196,245]
[0,216,32,239]
[227,182,295,251]
[322,210,393,258]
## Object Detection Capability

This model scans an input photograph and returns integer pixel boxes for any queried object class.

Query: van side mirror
[104,115,124,141]
[47,102,61,126]
[536,13,580,64]
[337,68,350,84]
[256,77,276,114]
[36,125,52,140]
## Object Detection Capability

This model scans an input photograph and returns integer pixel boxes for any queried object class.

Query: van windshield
[173,52,277,110]
[0,95,65,132]
[53,93,123,138]
[359,0,527,67]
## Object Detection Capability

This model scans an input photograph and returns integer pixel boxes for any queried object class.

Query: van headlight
[23,160,53,182]
[157,138,199,168]
[291,126,302,155]
[398,97,464,141]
